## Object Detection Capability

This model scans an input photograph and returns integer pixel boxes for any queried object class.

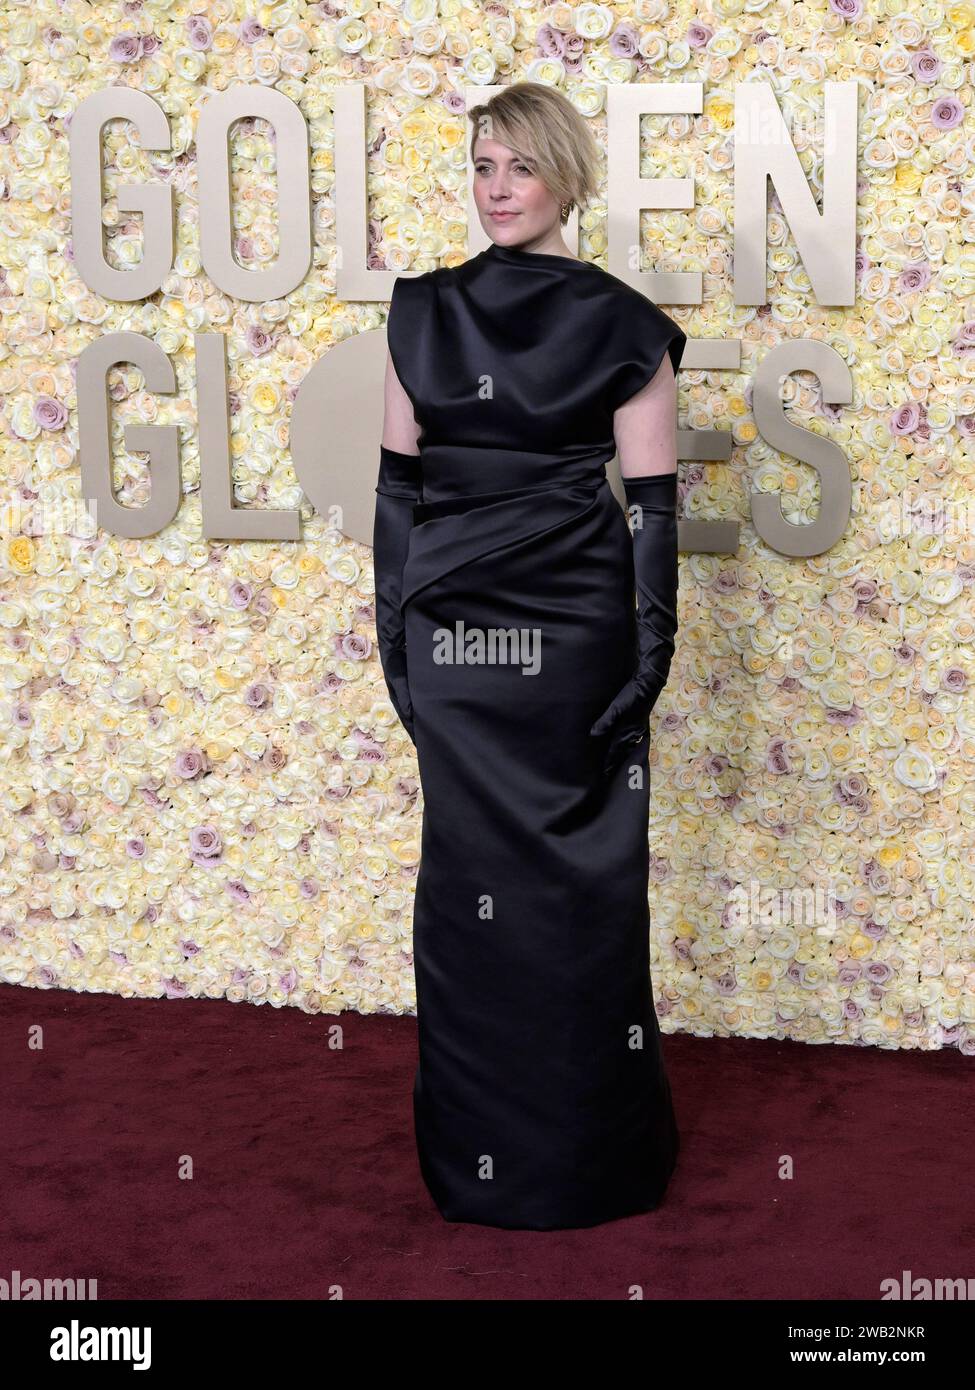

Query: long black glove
[373,445,422,744]
[589,472,679,777]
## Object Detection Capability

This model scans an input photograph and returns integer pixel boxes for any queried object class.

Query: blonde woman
[374,82,686,1231]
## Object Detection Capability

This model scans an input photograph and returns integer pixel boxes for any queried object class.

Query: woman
[373,83,686,1231]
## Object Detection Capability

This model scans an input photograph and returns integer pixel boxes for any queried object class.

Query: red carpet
[1,982,968,1300]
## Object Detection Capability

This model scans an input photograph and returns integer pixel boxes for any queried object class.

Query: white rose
[574,4,614,40]
[893,749,937,792]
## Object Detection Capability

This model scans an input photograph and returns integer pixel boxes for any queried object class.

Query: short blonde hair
[467,83,600,226]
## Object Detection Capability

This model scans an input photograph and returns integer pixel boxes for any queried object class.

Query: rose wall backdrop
[1,0,974,1052]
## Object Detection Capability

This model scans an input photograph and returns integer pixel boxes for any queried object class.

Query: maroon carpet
[1,982,968,1300]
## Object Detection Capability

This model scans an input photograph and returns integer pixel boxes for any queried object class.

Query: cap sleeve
[605,290,686,414]
[386,272,429,419]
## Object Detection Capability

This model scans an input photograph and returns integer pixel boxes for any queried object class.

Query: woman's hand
[589,675,658,777]
[382,641,416,744]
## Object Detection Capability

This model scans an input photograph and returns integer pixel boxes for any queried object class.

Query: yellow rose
[7,536,35,574]
[439,122,465,150]
[707,98,734,131]
[251,382,280,414]
[893,165,924,194]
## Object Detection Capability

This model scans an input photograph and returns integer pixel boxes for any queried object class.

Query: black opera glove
[589,472,679,777]
[373,445,423,744]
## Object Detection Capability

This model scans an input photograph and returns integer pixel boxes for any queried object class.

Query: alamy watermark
[432,621,541,676]
[1,1269,97,1300]
[726,879,839,938]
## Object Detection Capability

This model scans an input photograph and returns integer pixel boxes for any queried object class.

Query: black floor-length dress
[384,241,686,1231]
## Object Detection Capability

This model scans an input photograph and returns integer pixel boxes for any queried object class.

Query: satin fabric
[372,446,423,742]
[588,472,682,775]
[384,242,686,1230]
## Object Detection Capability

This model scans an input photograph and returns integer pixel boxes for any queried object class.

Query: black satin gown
[385,241,686,1230]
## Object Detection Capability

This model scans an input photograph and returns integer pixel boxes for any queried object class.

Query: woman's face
[472,137,561,246]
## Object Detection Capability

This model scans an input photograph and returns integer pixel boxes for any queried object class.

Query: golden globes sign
[71,80,857,555]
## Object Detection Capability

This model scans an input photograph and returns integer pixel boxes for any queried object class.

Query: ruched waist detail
[403,474,617,613]
[416,444,615,506]
[413,474,607,523]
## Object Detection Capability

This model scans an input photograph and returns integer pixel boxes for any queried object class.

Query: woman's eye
[474,163,532,175]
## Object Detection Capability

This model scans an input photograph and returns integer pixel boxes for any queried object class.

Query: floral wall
[1,0,974,1052]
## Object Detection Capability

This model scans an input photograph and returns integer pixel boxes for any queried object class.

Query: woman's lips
[490,212,519,220]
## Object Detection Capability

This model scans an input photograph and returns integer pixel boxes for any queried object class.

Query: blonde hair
[467,83,600,227]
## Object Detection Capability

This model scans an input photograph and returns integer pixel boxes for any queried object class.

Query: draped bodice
[385,242,685,504]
